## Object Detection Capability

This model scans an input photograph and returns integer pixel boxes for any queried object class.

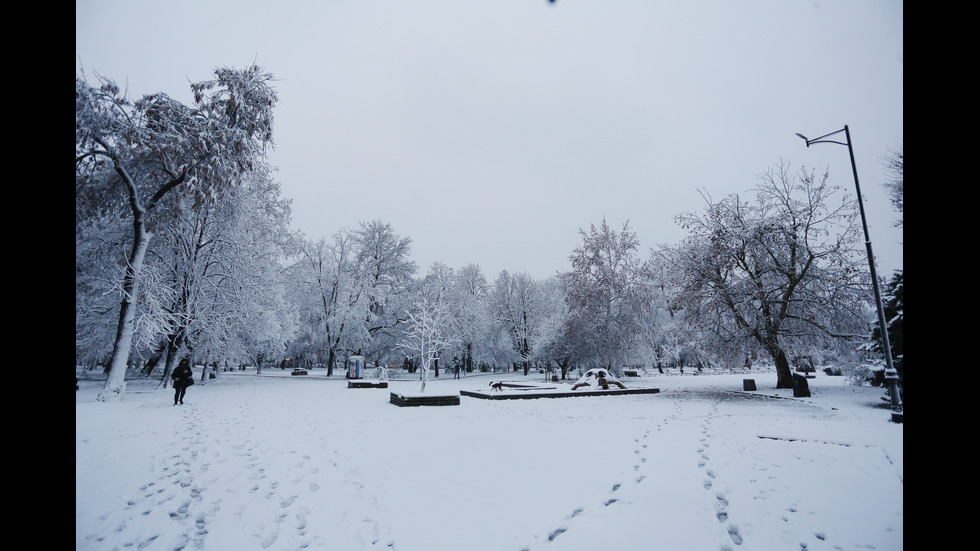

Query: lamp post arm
[806,128,849,147]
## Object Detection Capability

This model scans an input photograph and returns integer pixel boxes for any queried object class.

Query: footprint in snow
[727,524,743,545]
[548,527,567,541]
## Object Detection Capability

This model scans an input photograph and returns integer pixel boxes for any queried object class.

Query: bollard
[792,373,811,397]
[743,379,756,391]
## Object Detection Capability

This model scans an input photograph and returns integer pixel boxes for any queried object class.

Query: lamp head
[795,133,809,147]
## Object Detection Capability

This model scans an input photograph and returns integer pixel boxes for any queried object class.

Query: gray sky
[76,0,903,281]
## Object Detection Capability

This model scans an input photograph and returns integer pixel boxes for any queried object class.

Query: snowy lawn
[76,368,902,551]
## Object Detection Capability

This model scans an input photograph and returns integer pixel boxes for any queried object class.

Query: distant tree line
[77,66,902,398]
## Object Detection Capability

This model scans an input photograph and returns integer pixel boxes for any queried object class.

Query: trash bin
[347,355,364,379]
[743,379,756,391]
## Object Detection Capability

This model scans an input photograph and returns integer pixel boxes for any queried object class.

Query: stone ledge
[348,381,388,388]
[460,387,660,400]
[389,392,460,407]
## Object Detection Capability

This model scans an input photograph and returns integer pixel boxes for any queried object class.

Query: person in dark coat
[171,359,194,405]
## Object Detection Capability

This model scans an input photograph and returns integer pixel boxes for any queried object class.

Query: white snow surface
[76,368,903,551]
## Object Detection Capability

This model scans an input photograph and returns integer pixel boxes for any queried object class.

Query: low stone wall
[348,381,388,388]
[461,387,660,400]
[389,392,460,407]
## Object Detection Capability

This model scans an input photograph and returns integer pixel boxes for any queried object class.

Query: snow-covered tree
[289,221,416,375]
[875,145,902,386]
[657,161,873,388]
[396,264,461,392]
[449,264,496,373]
[173,163,296,379]
[882,143,903,228]
[529,276,575,378]
[629,260,683,373]
[353,221,417,366]
[491,271,543,375]
[872,270,902,385]
[76,186,132,369]
[77,158,294,382]
[561,219,654,377]
[76,64,278,401]
[296,231,368,376]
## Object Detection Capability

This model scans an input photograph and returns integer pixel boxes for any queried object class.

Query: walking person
[171,358,194,405]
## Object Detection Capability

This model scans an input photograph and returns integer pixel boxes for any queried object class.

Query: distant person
[454,366,461,379]
[171,359,194,405]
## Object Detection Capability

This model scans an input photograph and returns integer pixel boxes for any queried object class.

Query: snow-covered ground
[76,367,903,551]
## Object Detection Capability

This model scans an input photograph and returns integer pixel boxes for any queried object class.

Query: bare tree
[397,264,460,392]
[492,271,541,375]
[657,161,873,388]
[529,276,574,378]
[296,232,367,376]
[561,219,653,377]
[449,264,494,374]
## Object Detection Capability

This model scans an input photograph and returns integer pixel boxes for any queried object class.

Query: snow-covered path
[76,370,902,551]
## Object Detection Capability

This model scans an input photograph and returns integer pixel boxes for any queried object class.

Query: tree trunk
[98,228,152,402]
[155,331,189,389]
[769,345,794,389]
[140,340,169,376]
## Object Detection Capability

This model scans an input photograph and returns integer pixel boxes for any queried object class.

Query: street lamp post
[796,125,903,423]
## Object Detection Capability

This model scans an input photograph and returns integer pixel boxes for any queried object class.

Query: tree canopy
[657,162,875,388]
[76,64,279,400]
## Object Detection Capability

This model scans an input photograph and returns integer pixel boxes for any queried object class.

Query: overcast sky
[76,0,903,281]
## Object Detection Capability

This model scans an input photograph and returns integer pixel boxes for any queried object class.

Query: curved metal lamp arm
[795,128,848,147]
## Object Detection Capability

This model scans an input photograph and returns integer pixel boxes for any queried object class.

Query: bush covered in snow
[841,361,885,387]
